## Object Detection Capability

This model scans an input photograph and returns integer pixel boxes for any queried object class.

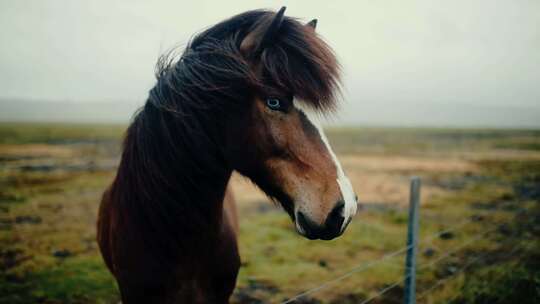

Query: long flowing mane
[103,9,341,267]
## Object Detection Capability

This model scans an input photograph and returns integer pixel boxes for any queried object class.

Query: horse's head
[222,8,357,240]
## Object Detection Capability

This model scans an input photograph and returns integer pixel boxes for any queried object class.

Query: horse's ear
[306,19,317,30]
[240,6,286,59]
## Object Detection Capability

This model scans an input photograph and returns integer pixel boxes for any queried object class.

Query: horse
[97,7,358,304]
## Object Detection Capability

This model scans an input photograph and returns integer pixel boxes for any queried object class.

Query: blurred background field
[2,1,539,303]
[1,123,538,304]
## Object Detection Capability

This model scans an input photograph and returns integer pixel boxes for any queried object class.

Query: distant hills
[1,99,539,129]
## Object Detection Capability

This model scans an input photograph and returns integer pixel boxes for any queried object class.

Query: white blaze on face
[295,101,358,231]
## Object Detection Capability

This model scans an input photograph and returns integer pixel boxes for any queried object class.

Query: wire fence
[278,178,526,304]
[281,217,499,303]
[417,242,523,301]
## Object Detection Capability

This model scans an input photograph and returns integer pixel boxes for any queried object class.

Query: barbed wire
[358,275,409,304]
[357,225,500,304]
[416,244,523,301]
[417,252,487,299]
[279,216,489,304]
[418,227,496,271]
[279,243,412,304]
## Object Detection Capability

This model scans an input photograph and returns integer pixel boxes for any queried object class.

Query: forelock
[259,16,342,113]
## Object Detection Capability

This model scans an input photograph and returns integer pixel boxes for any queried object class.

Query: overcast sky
[1,0,539,127]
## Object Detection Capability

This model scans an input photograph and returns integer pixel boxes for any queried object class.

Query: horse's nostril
[296,202,348,240]
[325,201,346,232]
[331,201,345,216]
[297,211,316,233]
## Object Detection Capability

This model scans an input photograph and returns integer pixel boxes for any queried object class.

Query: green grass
[0,122,125,144]
[236,210,410,301]
[1,123,539,303]
[233,165,535,303]
[1,256,118,304]
[1,122,539,152]
[326,127,540,154]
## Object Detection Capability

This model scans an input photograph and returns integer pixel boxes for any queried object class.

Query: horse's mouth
[292,207,352,241]
[294,221,346,240]
[271,191,354,240]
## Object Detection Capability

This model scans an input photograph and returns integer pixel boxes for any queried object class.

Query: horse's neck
[187,170,233,225]
[115,105,233,250]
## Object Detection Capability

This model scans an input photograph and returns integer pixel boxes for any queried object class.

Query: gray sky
[1,0,539,127]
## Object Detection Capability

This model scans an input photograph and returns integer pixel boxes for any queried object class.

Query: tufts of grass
[326,127,540,154]
[0,123,125,145]
[450,211,540,304]
[235,210,410,302]
[1,256,118,304]
[2,124,539,303]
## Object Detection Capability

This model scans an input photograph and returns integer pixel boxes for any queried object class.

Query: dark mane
[153,9,341,113]
[107,9,341,263]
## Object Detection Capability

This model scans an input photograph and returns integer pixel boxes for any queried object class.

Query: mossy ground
[0,123,538,303]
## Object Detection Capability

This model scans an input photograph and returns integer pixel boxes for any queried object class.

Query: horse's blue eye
[266,98,281,110]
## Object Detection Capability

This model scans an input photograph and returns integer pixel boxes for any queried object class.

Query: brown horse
[97,7,357,304]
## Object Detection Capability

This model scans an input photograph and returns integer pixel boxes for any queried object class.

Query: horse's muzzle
[295,201,348,240]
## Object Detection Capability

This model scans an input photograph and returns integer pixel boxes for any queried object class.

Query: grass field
[0,123,539,303]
